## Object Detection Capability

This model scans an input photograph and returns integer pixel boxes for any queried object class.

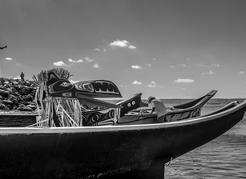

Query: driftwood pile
[0,78,37,111]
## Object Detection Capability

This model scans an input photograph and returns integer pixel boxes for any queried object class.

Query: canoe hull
[0,102,245,178]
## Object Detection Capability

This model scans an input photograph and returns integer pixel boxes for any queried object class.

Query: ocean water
[165,99,246,179]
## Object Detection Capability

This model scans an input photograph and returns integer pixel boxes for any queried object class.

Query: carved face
[48,79,73,94]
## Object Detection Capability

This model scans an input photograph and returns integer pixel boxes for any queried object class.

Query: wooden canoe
[117,90,217,125]
[82,90,217,126]
[0,100,245,178]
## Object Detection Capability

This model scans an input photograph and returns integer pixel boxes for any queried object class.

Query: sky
[0,0,246,99]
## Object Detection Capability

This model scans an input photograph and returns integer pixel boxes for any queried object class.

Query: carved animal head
[46,71,122,98]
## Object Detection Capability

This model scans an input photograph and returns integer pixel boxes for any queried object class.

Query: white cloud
[5,57,13,61]
[202,70,215,75]
[85,57,94,63]
[68,58,75,63]
[132,80,142,85]
[128,45,136,49]
[147,81,164,88]
[53,61,67,67]
[94,48,107,52]
[77,59,84,63]
[147,81,157,88]
[110,40,128,48]
[68,58,84,63]
[174,79,195,83]
[239,71,245,75]
[169,65,176,69]
[92,63,100,68]
[131,65,142,69]
[109,40,136,49]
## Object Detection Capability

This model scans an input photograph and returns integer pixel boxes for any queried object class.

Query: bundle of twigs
[31,68,84,127]
[47,97,82,127]
[32,68,73,85]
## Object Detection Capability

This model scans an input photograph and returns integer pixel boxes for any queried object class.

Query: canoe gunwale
[0,100,245,134]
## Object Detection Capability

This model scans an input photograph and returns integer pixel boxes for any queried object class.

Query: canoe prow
[174,90,217,109]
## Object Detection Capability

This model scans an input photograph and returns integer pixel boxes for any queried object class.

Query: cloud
[5,57,13,61]
[202,70,215,76]
[174,78,195,84]
[239,71,245,75]
[68,58,84,63]
[132,80,142,85]
[128,45,136,49]
[94,48,107,52]
[77,59,84,63]
[110,40,128,47]
[147,81,157,88]
[68,58,75,63]
[147,81,164,88]
[92,63,100,68]
[109,40,136,49]
[85,57,94,63]
[53,61,67,67]
[131,65,142,70]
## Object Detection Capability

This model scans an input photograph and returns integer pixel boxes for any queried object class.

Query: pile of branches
[33,68,73,85]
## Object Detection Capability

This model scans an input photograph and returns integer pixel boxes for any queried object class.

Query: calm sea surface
[165,99,246,179]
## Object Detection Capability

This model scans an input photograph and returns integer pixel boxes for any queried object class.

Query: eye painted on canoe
[60,82,72,87]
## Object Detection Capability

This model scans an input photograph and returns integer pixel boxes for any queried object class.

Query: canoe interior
[117,101,239,125]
